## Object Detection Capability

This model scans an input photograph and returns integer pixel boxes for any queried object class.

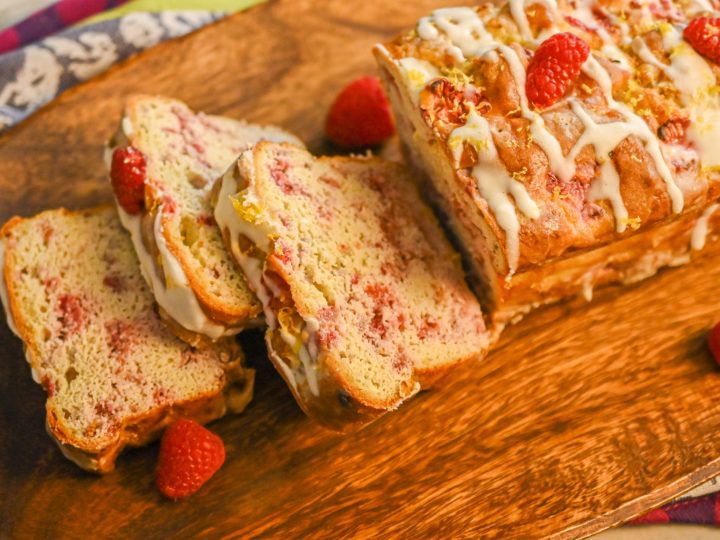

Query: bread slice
[106,94,303,346]
[0,207,253,473]
[213,142,489,431]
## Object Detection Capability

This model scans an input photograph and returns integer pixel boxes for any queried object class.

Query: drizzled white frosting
[396,57,440,104]
[448,109,539,274]
[0,240,18,336]
[407,2,697,265]
[214,160,321,396]
[635,25,720,168]
[692,203,719,250]
[117,205,238,340]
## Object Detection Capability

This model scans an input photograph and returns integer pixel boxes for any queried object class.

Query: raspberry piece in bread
[214,142,488,431]
[106,95,303,346]
[0,207,253,473]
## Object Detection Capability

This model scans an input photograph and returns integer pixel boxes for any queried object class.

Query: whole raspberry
[156,419,225,499]
[325,75,395,148]
[684,17,720,64]
[708,322,720,366]
[110,146,146,215]
[526,32,590,109]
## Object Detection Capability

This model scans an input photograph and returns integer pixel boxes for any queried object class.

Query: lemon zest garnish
[552,186,569,201]
[230,190,263,224]
[511,167,528,181]
[621,216,642,230]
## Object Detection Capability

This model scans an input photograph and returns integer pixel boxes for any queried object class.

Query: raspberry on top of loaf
[377,0,720,275]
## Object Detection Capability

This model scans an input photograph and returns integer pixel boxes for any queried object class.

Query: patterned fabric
[631,493,720,525]
[0,0,130,54]
[0,10,222,131]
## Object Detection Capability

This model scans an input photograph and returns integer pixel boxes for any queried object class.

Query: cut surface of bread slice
[0,207,253,473]
[107,94,303,345]
[214,142,488,431]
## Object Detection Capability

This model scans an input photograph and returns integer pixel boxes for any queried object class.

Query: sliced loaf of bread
[107,94,303,346]
[213,142,488,431]
[0,207,253,473]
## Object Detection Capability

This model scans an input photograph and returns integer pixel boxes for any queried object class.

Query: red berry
[325,75,395,148]
[708,322,720,365]
[526,32,590,109]
[155,419,225,499]
[684,17,720,64]
[110,146,146,215]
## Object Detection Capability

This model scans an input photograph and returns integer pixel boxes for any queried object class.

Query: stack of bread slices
[0,94,489,471]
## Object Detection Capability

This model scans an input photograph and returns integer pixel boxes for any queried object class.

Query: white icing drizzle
[691,203,719,250]
[449,109,540,275]
[213,160,320,397]
[117,205,238,340]
[666,27,719,168]
[579,56,684,221]
[396,56,441,104]
[417,7,497,63]
[0,240,18,336]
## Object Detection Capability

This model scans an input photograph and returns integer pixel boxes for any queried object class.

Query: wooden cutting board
[2,0,720,538]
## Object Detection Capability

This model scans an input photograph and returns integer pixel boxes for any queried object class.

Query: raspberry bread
[0,207,253,473]
[213,142,488,431]
[375,2,720,325]
[107,95,303,346]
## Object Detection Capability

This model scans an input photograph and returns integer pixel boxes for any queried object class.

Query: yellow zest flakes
[230,190,263,224]
[512,167,528,181]
[506,106,522,116]
[552,186,569,200]
[443,66,472,87]
[621,216,642,230]
[637,108,652,117]
[630,154,643,164]
[581,83,593,94]
[407,70,428,92]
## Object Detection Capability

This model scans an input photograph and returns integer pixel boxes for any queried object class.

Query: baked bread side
[0,207,253,473]
[107,94,304,345]
[214,142,488,431]
[375,2,720,324]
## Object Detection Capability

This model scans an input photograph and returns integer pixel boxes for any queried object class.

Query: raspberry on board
[110,146,146,215]
[526,32,590,109]
[155,418,226,500]
[684,17,720,64]
[325,75,395,148]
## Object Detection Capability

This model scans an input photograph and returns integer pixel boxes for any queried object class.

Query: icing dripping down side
[691,203,719,250]
[449,109,540,275]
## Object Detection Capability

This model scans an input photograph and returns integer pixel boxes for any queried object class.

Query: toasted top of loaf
[214,142,488,429]
[375,1,720,276]
[108,94,303,339]
[0,207,252,472]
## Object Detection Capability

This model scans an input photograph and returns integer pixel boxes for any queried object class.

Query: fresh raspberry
[708,322,720,366]
[110,146,146,214]
[684,17,720,64]
[325,75,395,148]
[155,419,225,499]
[526,32,590,109]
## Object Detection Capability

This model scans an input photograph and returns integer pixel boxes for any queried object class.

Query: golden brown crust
[375,9,720,322]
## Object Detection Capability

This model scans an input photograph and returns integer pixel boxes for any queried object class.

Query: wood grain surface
[2,0,720,538]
